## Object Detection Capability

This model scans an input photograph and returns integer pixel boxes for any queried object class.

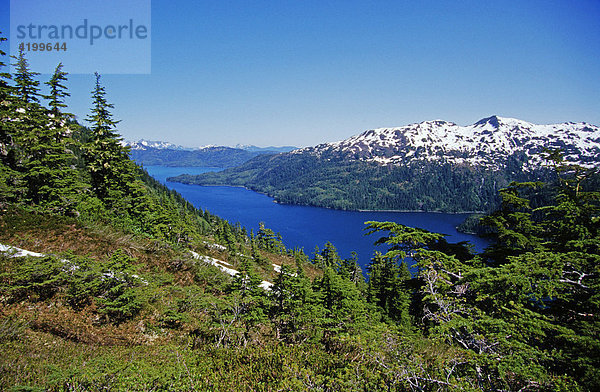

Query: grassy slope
[0,208,333,391]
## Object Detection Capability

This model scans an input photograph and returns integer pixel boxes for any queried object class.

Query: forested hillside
[128,145,274,168]
[1,36,599,391]
[170,116,599,213]
[170,152,552,212]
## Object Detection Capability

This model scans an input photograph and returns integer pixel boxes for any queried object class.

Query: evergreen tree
[480,181,546,264]
[45,63,71,119]
[365,158,599,390]
[0,32,25,204]
[313,266,368,343]
[366,251,411,326]
[229,258,267,345]
[84,72,144,214]
[21,64,82,212]
[7,50,79,211]
[339,251,363,284]
[320,241,341,269]
[256,222,285,254]
[9,47,44,163]
[270,265,321,343]
[12,46,41,105]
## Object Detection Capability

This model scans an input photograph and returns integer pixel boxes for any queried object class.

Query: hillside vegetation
[1,37,599,391]
[129,146,272,168]
[170,116,600,213]
[170,152,548,212]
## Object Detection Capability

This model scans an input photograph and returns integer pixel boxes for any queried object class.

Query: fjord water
[145,166,490,269]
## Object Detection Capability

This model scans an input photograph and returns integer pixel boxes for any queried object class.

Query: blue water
[144,166,490,270]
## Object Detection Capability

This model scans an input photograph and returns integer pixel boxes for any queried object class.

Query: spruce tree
[313,267,367,340]
[12,47,41,105]
[229,258,266,345]
[270,264,321,343]
[8,48,57,208]
[320,241,341,269]
[9,46,43,157]
[339,251,363,284]
[84,72,141,213]
[365,159,599,389]
[0,32,25,204]
[45,63,71,119]
[5,51,82,212]
[22,63,82,213]
[366,251,411,325]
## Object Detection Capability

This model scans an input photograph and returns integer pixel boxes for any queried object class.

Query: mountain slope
[297,116,600,169]
[235,144,297,153]
[126,141,297,168]
[169,116,600,212]
[128,145,269,168]
[124,139,193,151]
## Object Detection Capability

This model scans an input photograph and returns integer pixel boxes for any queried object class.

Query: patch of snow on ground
[190,251,276,291]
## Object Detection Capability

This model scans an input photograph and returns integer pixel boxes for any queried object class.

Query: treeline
[170,150,555,212]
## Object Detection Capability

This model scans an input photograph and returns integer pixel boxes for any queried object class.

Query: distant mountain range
[124,139,193,151]
[168,116,600,212]
[123,140,297,168]
[234,144,298,153]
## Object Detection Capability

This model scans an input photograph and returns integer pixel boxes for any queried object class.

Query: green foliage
[0,315,29,343]
[255,222,286,254]
[1,250,147,324]
[367,252,411,326]
[83,72,143,215]
[4,255,68,302]
[44,63,70,117]
[0,163,26,206]
[170,149,554,212]
[365,164,600,390]
[0,41,222,247]
[319,241,341,268]
[228,258,268,341]
[1,31,599,392]
[94,250,145,323]
[270,265,323,343]
[339,251,363,284]
[130,145,268,168]
[313,267,369,337]
[0,35,25,205]
[11,47,41,104]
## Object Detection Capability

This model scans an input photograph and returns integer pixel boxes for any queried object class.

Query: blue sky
[1,0,599,147]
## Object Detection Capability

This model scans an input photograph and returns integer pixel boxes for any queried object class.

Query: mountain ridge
[124,140,297,153]
[124,140,298,168]
[294,116,600,169]
[169,116,600,212]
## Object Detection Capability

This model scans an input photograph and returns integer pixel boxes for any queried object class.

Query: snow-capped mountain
[295,116,600,170]
[124,140,298,153]
[123,139,193,151]
[234,144,298,153]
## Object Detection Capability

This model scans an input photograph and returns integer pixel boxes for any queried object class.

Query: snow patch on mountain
[293,116,600,170]
[125,140,297,153]
[123,139,192,151]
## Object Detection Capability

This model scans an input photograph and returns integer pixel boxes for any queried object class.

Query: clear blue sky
[1,0,599,147]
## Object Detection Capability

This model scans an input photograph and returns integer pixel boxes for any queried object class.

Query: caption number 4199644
[18,42,68,52]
